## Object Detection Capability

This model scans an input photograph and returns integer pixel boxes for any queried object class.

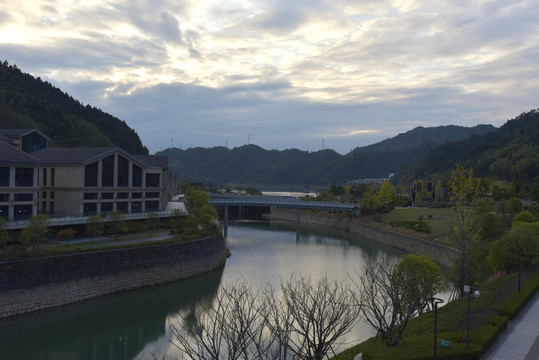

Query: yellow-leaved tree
[446,165,479,297]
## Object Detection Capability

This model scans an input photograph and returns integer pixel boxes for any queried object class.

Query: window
[117,192,128,199]
[145,173,160,187]
[100,202,113,213]
[84,162,98,187]
[101,192,114,200]
[42,191,47,199]
[83,203,97,216]
[42,201,46,212]
[117,155,129,187]
[50,191,55,199]
[132,192,142,199]
[0,167,9,187]
[14,204,32,220]
[84,193,98,200]
[132,164,142,187]
[51,168,55,186]
[145,200,159,212]
[131,201,142,213]
[101,155,115,187]
[14,193,33,202]
[116,202,128,212]
[43,168,47,186]
[0,205,8,219]
[15,168,34,187]
[145,192,160,198]
[0,194,8,202]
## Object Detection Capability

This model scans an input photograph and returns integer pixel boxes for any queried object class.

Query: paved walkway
[480,289,539,360]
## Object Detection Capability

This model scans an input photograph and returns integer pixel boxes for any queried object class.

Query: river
[0,220,449,360]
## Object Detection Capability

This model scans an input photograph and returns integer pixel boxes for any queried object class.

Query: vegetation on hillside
[0,61,148,154]
[158,124,494,187]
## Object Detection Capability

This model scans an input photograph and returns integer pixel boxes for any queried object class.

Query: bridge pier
[223,206,229,238]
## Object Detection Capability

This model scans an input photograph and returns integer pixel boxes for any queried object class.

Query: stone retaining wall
[0,236,228,319]
[266,209,459,268]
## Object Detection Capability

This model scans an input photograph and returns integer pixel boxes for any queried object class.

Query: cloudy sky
[1,1,538,154]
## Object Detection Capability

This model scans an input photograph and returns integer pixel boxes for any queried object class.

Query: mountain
[157,124,495,187]
[351,124,495,154]
[400,109,539,183]
[0,61,148,154]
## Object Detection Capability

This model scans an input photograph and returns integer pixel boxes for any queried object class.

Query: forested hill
[351,124,495,154]
[400,109,539,183]
[0,61,148,154]
[157,124,495,187]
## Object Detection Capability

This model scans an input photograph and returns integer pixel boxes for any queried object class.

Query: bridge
[208,194,359,236]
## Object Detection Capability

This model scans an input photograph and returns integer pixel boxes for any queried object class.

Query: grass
[378,208,451,238]
[334,268,539,360]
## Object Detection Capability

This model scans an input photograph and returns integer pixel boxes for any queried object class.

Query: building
[0,139,41,221]
[0,129,175,222]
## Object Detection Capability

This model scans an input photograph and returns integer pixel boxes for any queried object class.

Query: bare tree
[169,281,274,360]
[352,255,442,346]
[265,275,361,360]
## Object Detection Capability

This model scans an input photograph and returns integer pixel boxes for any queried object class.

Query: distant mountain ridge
[353,124,495,154]
[0,61,148,154]
[157,124,496,187]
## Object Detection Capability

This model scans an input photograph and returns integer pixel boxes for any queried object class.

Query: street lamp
[464,285,480,349]
[429,297,444,360]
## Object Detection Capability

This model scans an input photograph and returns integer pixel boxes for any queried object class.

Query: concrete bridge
[208,194,359,236]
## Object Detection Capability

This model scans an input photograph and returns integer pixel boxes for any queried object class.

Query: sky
[1,1,538,154]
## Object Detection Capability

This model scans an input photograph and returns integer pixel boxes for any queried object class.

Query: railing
[4,209,187,230]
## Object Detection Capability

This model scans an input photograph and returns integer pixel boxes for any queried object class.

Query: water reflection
[0,267,224,360]
[0,221,447,360]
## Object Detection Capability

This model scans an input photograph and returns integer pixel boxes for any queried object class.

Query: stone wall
[0,235,228,319]
[266,209,459,268]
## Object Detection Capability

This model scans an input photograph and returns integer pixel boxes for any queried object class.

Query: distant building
[0,129,175,221]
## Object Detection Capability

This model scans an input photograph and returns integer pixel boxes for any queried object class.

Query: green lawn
[379,207,453,239]
[335,268,539,360]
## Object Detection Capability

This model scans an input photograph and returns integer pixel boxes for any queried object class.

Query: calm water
[0,221,447,359]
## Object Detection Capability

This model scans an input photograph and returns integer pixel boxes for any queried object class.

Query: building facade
[0,129,174,221]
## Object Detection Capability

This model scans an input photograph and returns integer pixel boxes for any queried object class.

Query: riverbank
[0,235,228,319]
[264,208,459,268]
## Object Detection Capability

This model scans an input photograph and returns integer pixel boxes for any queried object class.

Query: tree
[265,275,360,360]
[490,222,539,273]
[352,255,443,346]
[85,214,104,239]
[512,210,536,224]
[106,210,127,238]
[56,228,77,245]
[445,165,479,296]
[0,217,8,247]
[393,254,444,314]
[184,189,219,235]
[19,214,50,251]
[145,211,160,235]
[170,281,272,360]
[169,276,360,360]
[378,180,395,208]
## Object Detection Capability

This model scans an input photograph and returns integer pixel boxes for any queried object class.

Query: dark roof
[134,155,169,169]
[0,140,41,165]
[31,147,119,165]
[0,129,51,141]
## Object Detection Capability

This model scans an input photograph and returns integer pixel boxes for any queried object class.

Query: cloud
[0,0,537,155]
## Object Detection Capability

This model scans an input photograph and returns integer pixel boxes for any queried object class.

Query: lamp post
[464,285,480,349]
[430,297,444,360]
[518,248,522,293]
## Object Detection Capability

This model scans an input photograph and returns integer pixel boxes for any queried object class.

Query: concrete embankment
[265,209,459,268]
[0,235,228,319]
